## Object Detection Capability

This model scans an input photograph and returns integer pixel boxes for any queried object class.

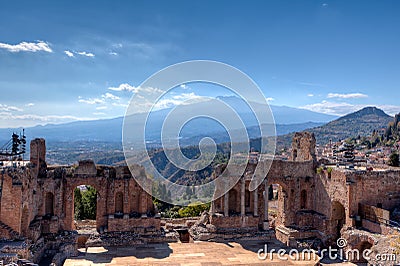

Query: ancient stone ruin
[1,132,400,264]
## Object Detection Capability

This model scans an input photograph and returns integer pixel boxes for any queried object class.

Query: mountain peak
[340,106,390,120]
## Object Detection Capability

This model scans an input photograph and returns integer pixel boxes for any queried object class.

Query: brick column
[224,192,229,217]
[253,186,258,216]
[210,199,215,215]
[241,178,245,216]
[263,180,269,230]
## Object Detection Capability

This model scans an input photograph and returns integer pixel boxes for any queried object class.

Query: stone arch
[331,201,346,239]
[245,189,250,208]
[45,192,54,216]
[130,190,140,214]
[300,189,307,209]
[65,178,106,232]
[229,189,239,215]
[267,180,290,226]
[115,192,123,213]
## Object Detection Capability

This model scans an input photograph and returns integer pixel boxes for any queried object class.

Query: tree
[74,186,97,220]
[389,152,400,167]
[82,186,97,220]
[178,202,211,217]
[74,188,84,220]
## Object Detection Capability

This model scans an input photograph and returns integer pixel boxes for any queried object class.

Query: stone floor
[63,239,355,266]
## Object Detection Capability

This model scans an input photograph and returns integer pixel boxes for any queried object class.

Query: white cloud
[300,100,400,116]
[78,96,105,105]
[322,3,328,7]
[154,92,206,109]
[112,102,129,108]
[64,50,74,57]
[76,51,95,57]
[0,104,23,112]
[327,93,368,99]
[108,83,163,95]
[102,92,120,100]
[79,92,122,106]
[180,84,189,90]
[266,97,275,102]
[109,83,138,92]
[25,103,35,107]
[0,113,93,122]
[376,105,400,116]
[300,101,357,116]
[109,51,118,56]
[0,41,52,53]
[307,94,314,97]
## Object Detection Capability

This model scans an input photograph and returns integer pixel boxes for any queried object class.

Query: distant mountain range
[0,100,393,167]
[275,106,394,149]
[0,96,336,145]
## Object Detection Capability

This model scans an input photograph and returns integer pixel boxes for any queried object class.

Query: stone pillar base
[263,221,269,230]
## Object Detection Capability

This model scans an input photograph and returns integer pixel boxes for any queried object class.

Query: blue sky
[0,0,400,127]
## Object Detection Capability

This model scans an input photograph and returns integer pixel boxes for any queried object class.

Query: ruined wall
[0,172,22,232]
[41,161,158,233]
[0,138,159,240]
[291,132,317,162]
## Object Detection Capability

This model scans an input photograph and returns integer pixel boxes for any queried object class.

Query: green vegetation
[316,166,324,174]
[74,186,97,220]
[178,202,211,217]
[389,152,400,167]
[154,197,211,218]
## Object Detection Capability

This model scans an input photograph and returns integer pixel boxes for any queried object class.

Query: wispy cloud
[0,104,23,112]
[25,103,35,107]
[266,97,275,102]
[180,84,189,90]
[300,101,357,116]
[108,83,138,92]
[64,50,95,58]
[102,92,120,100]
[298,81,326,87]
[0,113,93,123]
[108,83,163,94]
[93,112,106,116]
[300,100,400,116]
[78,96,105,105]
[64,50,74,57]
[78,92,122,105]
[76,51,95,57]
[0,41,52,53]
[327,93,368,99]
[307,94,314,97]
[154,92,207,110]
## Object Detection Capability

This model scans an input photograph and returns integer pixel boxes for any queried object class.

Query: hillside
[276,107,393,148]
[310,107,392,144]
